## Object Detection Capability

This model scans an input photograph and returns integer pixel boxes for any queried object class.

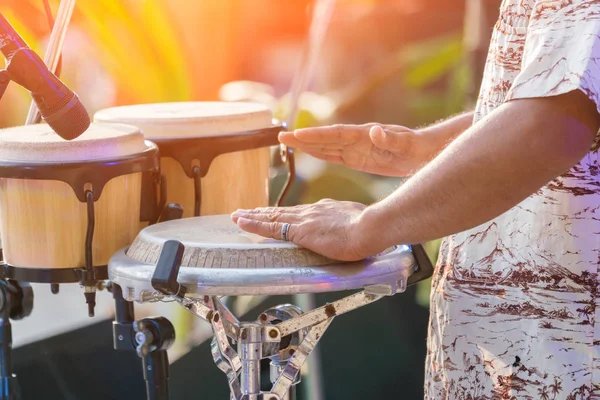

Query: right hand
[279,123,434,177]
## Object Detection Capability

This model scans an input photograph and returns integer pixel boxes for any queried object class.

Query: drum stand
[109,204,182,400]
[147,241,430,400]
[0,280,33,400]
[110,282,175,400]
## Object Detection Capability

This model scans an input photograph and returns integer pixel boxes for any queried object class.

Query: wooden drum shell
[162,147,270,218]
[0,174,142,270]
[93,102,277,218]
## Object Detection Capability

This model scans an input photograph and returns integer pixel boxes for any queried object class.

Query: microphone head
[38,91,91,140]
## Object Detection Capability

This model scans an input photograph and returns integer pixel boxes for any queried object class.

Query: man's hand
[279,124,434,177]
[280,112,474,177]
[231,199,369,261]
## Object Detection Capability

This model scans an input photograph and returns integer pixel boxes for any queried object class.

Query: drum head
[93,102,273,139]
[109,215,417,299]
[0,123,148,162]
[127,215,335,268]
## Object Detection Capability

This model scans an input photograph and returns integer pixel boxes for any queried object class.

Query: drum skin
[93,102,273,218]
[0,123,149,269]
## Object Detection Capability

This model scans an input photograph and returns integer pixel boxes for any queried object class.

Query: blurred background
[0,0,501,399]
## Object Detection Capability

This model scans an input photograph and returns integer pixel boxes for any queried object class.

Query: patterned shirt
[425,1,600,399]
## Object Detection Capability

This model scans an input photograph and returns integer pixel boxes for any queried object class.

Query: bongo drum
[0,123,161,281]
[93,102,282,219]
[108,214,431,299]
[107,215,433,400]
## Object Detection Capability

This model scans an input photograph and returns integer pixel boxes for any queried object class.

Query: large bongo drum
[109,215,430,300]
[107,215,433,400]
[0,123,161,289]
[93,102,282,219]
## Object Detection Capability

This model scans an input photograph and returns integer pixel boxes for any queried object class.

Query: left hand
[231,199,370,261]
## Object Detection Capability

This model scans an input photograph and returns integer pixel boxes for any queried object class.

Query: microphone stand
[0,70,9,102]
[0,280,34,400]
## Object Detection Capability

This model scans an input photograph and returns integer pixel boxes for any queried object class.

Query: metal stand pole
[111,283,175,400]
[0,280,33,400]
[238,323,262,400]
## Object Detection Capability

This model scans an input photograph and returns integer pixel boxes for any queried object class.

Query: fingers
[278,131,307,148]
[235,217,300,243]
[236,218,285,241]
[369,125,413,153]
[231,208,304,224]
[281,124,361,145]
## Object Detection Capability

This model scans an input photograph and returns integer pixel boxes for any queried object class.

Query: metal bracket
[174,288,386,400]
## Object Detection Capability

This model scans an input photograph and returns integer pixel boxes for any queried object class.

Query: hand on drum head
[231,199,378,262]
[278,124,428,177]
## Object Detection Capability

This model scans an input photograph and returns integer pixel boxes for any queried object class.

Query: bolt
[118,335,124,341]
[213,312,220,323]
[241,329,248,340]
[147,365,152,371]
[259,313,268,322]
[324,304,336,318]
[269,329,278,339]
[135,332,146,344]
[289,349,295,356]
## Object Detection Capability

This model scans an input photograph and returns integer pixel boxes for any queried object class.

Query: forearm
[358,94,598,254]
[415,111,474,160]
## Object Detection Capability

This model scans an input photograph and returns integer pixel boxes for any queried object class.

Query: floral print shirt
[425,1,600,399]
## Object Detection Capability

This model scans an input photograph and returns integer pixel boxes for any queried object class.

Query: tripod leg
[291,293,324,400]
[135,317,175,400]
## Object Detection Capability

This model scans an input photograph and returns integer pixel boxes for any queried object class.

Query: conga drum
[0,123,161,314]
[93,102,282,219]
[108,215,433,399]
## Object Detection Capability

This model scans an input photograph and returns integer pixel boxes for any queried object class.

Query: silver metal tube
[239,323,262,398]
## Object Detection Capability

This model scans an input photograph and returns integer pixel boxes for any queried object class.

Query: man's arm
[414,111,475,161]
[357,90,600,254]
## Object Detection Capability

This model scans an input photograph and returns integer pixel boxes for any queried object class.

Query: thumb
[369,125,410,151]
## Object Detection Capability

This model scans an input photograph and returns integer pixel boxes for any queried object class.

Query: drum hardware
[0,280,33,400]
[123,235,433,400]
[108,212,184,400]
[149,124,285,217]
[109,282,175,400]
[0,145,163,317]
[158,203,185,223]
[275,147,295,207]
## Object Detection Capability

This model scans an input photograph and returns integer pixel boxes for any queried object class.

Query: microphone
[0,12,90,140]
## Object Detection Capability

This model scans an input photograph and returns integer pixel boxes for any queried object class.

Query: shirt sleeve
[505,1,600,114]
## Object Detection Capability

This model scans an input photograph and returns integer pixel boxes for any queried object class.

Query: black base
[2,265,107,284]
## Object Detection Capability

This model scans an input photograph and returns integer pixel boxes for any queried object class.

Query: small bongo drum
[0,123,161,284]
[93,102,283,219]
